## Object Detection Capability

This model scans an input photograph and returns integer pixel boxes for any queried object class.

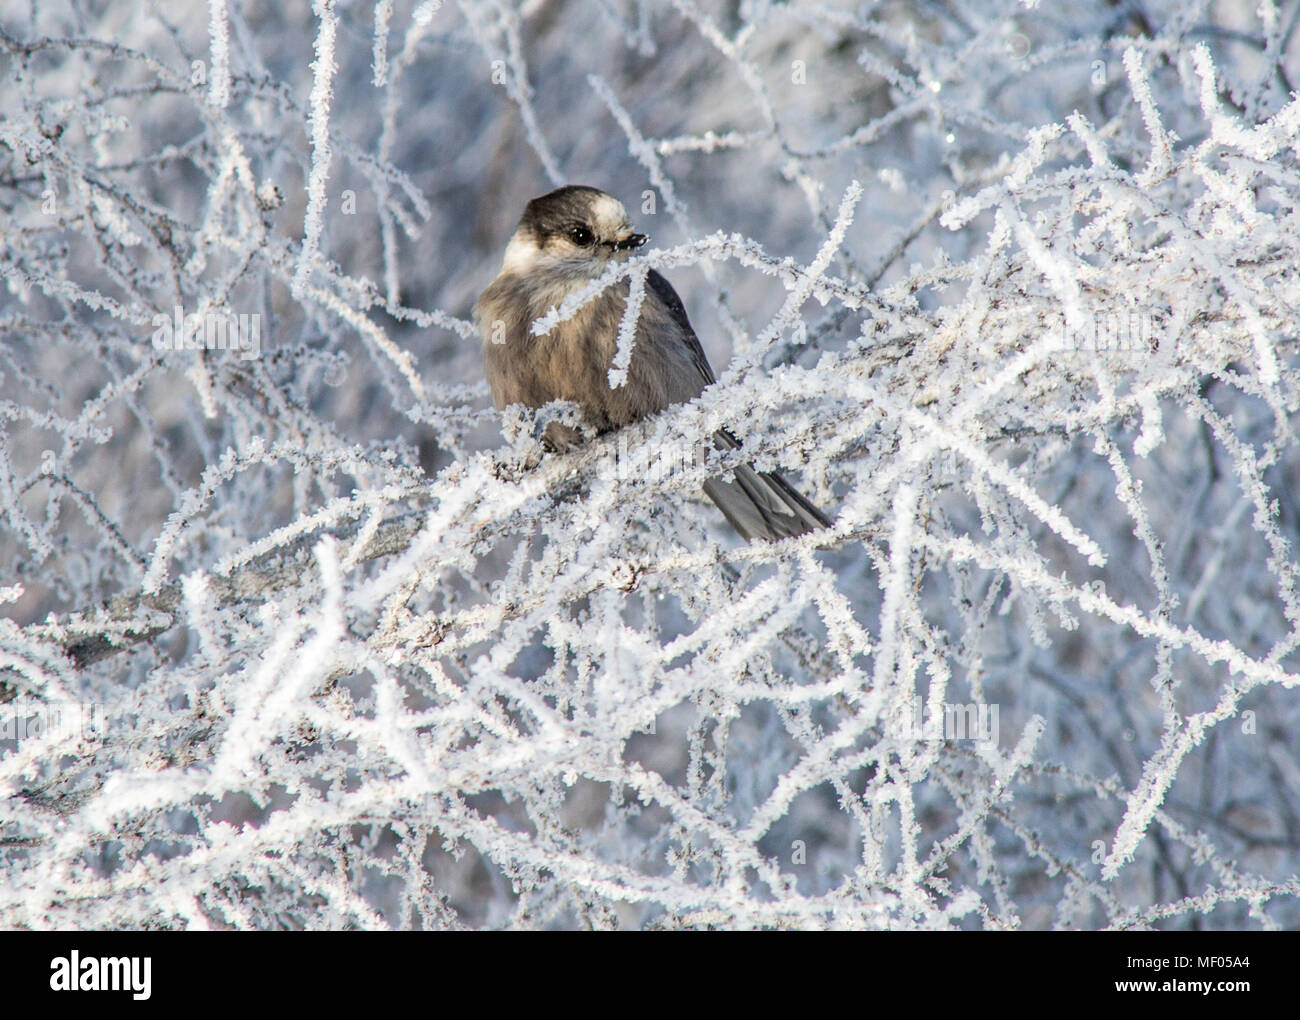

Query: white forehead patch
[590,193,630,236]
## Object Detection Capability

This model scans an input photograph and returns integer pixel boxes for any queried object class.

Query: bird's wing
[645,270,833,539]
[646,269,716,388]
[645,269,744,444]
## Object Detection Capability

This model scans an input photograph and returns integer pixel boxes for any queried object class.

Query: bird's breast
[478,271,699,427]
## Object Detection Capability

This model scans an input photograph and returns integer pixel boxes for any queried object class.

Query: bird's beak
[613,233,649,252]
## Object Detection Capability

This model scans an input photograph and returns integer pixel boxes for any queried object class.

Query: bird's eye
[568,225,594,246]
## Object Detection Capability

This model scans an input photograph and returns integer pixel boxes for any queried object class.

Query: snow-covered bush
[2,0,1299,929]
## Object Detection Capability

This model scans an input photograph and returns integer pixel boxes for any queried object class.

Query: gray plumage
[474,185,831,542]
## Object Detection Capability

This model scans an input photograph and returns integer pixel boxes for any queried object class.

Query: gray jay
[474,185,830,542]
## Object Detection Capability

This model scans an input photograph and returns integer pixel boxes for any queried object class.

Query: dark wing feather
[646,269,716,388]
[646,269,832,540]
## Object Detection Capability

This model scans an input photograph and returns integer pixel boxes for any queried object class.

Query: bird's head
[500,185,648,281]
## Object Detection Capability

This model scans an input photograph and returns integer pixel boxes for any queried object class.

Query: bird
[473,185,831,542]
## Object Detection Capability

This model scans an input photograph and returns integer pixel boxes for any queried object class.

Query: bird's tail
[701,434,831,541]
